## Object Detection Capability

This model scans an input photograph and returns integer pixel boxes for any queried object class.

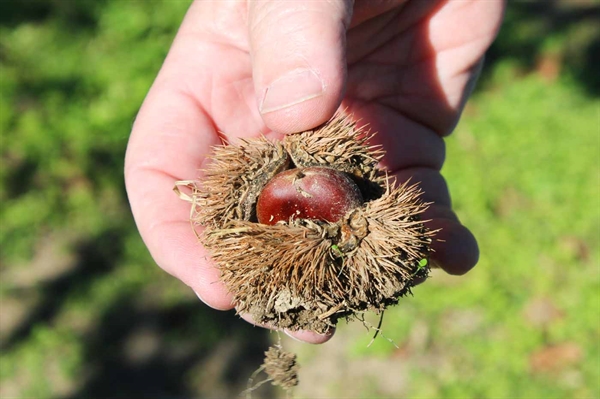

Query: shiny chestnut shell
[256,167,363,225]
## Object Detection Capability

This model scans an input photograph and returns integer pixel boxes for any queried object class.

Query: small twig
[318,303,344,320]
[243,365,271,399]
[362,311,399,349]
[367,311,385,347]
[173,180,197,202]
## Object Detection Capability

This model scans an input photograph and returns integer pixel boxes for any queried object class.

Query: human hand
[125,0,505,344]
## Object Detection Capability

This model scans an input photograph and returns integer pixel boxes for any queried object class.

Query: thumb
[249,0,353,134]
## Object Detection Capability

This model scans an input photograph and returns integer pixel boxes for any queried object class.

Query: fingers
[352,105,446,172]
[240,313,334,344]
[394,167,479,275]
[285,329,334,345]
[124,39,236,310]
[248,0,353,133]
[344,104,478,275]
[426,210,479,275]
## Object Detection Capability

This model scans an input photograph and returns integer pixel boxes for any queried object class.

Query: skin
[125,0,505,344]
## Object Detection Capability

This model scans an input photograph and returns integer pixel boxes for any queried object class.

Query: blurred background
[0,1,598,398]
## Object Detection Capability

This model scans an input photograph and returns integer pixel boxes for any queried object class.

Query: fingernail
[284,328,334,344]
[284,330,303,342]
[193,289,206,304]
[260,69,324,114]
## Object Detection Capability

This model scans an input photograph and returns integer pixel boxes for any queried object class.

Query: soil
[263,346,299,389]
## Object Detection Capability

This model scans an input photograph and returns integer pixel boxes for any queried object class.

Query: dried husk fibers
[176,115,434,334]
[263,346,299,389]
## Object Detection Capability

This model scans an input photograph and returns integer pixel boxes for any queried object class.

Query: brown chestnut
[256,167,363,225]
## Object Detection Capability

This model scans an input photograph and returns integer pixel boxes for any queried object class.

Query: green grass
[1,1,598,398]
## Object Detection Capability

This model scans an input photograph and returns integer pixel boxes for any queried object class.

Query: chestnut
[256,167,363,225]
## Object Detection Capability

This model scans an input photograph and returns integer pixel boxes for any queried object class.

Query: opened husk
[175,114,435,334]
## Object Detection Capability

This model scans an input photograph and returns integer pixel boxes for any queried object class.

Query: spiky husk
[177,113,435,333]
[284,115,386,200]
[202,179,433,333]
[193,137,289,227]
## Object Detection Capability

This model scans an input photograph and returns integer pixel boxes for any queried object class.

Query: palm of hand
[125,0,504,342]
